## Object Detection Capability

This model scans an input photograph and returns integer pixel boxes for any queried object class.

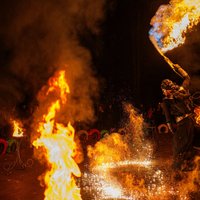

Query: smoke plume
[0,0,106,125]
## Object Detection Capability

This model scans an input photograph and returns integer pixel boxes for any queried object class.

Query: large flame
[33,70,82,200]
[149,0,200,53]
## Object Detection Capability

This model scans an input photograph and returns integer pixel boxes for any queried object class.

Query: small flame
[194,106,200,125]
[12,120,24,138]
[149,0,200,53]
[33,70,82,200]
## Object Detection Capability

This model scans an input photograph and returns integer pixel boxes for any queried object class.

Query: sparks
[94,160,152,171]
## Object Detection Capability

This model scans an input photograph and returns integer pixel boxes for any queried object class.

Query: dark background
[91,0,200,108]
[0,0,199,130]
[94,0,171,107]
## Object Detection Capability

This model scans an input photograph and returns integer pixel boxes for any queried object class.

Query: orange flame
[47,70,70,104]
[12,120,24,138]
[194,106,200,126]
[150,0,200,53]
[33,70,82,200]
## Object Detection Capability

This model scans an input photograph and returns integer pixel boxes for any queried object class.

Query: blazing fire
[149,0,200,53]
[32,70,82,200]
[12,120,24,138]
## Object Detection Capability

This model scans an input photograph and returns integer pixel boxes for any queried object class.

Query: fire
[47,70,70,104]
[149,1,200,124]
[12,120,24,138]
[194,106,200,125]
[33,70,82,200]
[149,0,200,53]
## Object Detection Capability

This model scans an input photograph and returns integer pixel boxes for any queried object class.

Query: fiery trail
[33,70,82,200]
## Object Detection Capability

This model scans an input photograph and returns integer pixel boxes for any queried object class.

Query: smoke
[0,0,106,125]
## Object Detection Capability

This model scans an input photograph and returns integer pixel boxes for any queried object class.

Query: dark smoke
[0,0,106,126]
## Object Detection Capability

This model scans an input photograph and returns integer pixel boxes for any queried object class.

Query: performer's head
[161,79,179,97]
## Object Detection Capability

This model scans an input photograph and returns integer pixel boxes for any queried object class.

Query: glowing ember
[12,120,24,138]
[32,70,82,200]
[149,0,200,53]
[194,106,200,125]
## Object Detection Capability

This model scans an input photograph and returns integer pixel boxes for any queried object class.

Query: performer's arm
[173,64,190,89]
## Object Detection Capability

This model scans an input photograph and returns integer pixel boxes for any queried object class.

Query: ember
[12,120,24,138]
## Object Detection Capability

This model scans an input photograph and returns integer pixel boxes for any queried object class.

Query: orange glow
[150,0,200,53]
[12,120,24,138]
[47,70,70,103]
[194,106,200,126]
[33,70,82,200]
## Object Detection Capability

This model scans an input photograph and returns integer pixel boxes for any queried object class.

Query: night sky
[0,0,199,129]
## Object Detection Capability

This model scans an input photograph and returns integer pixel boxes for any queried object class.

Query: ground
[0,131,200,200]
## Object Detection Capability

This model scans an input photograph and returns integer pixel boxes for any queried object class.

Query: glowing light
[33,70,82,200]
[94,160,152,171]
[194,106,200,125]
[149,0,200,53]
[47,70,70,103]
[12,120,24,138]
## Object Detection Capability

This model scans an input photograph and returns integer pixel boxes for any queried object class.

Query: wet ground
[0,132,200,200]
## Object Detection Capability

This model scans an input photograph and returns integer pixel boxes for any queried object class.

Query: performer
[160,64,195,172]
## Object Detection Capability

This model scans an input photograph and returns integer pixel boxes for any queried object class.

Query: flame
[194,106,200,125]
[47,70,70,104]
[149,0,200,73]
[149,0,200,53]
[12,120,24,138]
[33,70,82,200]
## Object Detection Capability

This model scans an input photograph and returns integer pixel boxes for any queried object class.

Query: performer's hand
[167,123,175,134]
[173,63,181,70]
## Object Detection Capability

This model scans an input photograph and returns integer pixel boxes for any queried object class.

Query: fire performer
[160,63,196,173]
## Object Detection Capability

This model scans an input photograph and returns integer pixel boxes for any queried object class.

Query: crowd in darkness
[94,96,166,132]
[139,103,166,127]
